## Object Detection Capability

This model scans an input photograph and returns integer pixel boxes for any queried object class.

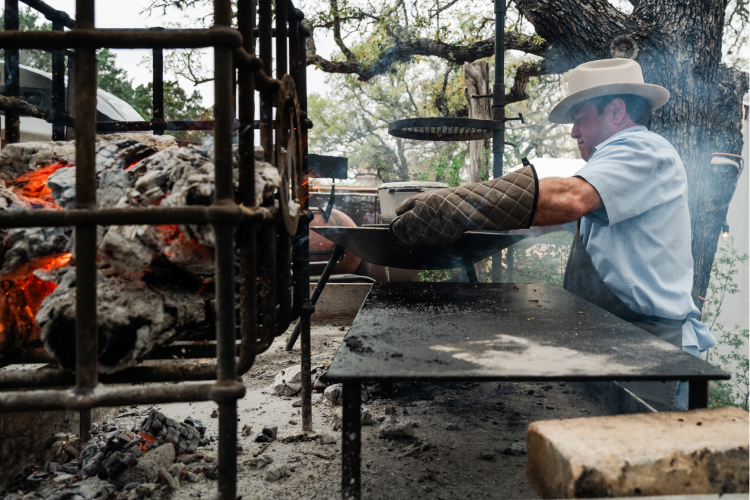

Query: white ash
[38,268,212,374]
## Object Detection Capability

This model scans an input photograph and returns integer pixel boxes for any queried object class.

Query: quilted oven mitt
[390,160,538,247]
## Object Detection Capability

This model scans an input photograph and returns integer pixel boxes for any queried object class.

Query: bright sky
[41,0,336,108]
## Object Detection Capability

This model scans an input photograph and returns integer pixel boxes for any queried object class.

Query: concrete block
[309,283,371,323]
[527,407,749,498]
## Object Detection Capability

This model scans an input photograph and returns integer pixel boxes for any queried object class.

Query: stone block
[527,407,749,498]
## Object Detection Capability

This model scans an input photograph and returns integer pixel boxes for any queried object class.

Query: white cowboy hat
[548,58,670,124]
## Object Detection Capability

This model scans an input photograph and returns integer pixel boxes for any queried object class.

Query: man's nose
[571,123,580,139]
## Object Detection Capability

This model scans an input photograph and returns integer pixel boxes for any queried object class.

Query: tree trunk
[516,0,749,312]
[464,61,491,183]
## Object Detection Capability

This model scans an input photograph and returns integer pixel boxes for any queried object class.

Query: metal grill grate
[0,1,315,498]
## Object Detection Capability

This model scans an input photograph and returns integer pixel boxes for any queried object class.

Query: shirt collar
[592,125,648,155]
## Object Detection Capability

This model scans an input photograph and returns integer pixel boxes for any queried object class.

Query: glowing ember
[6,161,70,209]
[0,253,72,353]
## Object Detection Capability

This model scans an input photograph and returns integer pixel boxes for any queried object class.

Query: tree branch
[306,32,548,81]
[506,61,547,104]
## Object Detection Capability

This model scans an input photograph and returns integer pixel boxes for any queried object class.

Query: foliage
[0,7,52,72]
[702,239,750,410]
[510,230,573,286]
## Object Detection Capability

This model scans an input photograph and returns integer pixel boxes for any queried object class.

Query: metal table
[326,282,729,499]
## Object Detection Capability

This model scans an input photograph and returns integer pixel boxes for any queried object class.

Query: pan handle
[388,214,403,239]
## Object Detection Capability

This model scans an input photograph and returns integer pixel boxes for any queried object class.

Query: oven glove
[390,162,538,247]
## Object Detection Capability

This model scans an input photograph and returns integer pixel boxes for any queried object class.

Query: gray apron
[563,220,683,411]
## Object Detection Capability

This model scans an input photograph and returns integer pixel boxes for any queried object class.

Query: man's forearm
[533,176,604,226]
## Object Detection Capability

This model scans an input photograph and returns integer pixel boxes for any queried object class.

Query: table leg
[464,261,479,284]
[342,381,361,500]
[688,380,709,409]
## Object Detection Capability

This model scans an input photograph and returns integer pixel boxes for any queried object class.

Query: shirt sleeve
[575,135,665,227]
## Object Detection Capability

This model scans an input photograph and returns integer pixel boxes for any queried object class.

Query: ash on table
[1,409,220,500]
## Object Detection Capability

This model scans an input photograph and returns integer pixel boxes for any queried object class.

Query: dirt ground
[103,322,608,500]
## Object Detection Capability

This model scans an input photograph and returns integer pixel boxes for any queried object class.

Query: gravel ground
[108,322,608,500]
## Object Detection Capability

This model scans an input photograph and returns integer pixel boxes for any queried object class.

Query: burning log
[0,135,280,372]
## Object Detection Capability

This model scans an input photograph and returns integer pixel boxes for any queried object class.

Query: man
[363,203,378,225]
[391,59,716,410]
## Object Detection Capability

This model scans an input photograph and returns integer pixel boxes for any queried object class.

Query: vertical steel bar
[507,246,514,283]
[688,380,709,409]
[258,0,273,162]
[51,20,66,141]
[297,21,313,432]
[3,0,21,145]
[275,0,288,77]
[341,381,362,500]
[214,2,237,499]
[258,224,277,350]
[237,0,258,375]
[151,28,165,136]
[74,0,98,443]
[490,0,505,284]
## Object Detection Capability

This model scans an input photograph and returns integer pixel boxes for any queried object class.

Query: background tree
[143,0,748,303]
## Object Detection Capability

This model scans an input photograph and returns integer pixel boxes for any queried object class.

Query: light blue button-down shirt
[575,126,717,351]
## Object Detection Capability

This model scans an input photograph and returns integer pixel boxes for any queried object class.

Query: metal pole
[236,0,258,376]
[341,381,362,499]
[258,0,273,163]
[297,19,314,433]
[151,28,165,136]
[4,0,21,145]
[214,2,238,499]
[490,0,506,284]
[73,0,98,443]
[275,0,288,77]
[507,246,514,282]
[51,20,66,141]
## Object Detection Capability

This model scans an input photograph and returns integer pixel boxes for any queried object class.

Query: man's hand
[390,164,538,246]
[532,176,603,226]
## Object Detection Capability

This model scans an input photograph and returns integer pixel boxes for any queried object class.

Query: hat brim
[548,83,670,124]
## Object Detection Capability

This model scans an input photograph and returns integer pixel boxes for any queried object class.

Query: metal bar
[213,2,238,497]
[4,0,21,145]
[259,0,274,163]
[257,224,277,352]
[0,381,245,412]
[151,28,165,136]
[0,27,245,49]
[507,246,514,282]
[0,205,276,228]
[300,298,313,431]
[491,0,505,179]
[285,245,343,350]
[74,0,97,443]
[51,20,66,141]
[95,118,292,132]
[341,381,362,500]
[20,0,75,28]
[236,0,258,377]
[0,364,224,389]
[688,380,709,409]
[276,0,288,77]
[276,230,293,335]
[465,261,479,284]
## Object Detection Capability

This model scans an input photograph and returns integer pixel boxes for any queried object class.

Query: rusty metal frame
[0,1,314,497]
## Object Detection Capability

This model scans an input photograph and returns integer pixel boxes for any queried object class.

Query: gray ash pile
[0,134,279,373]
[1,409,223,500]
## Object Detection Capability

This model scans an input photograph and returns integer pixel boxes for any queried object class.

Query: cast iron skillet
[311,224,530,270]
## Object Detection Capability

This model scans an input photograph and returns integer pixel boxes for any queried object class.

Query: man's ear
[611,98,627,124]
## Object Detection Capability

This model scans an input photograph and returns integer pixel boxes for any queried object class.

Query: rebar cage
[0,1,315,497]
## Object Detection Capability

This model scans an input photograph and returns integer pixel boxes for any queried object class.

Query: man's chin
[578,147,591,161]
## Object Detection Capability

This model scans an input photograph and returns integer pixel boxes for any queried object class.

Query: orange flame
[0,253,72,351]
[6,162,70,209]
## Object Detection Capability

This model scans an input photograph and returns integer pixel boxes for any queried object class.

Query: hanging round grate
[388,117,501,142]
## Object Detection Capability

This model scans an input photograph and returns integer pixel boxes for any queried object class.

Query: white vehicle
[0,61,145,144]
